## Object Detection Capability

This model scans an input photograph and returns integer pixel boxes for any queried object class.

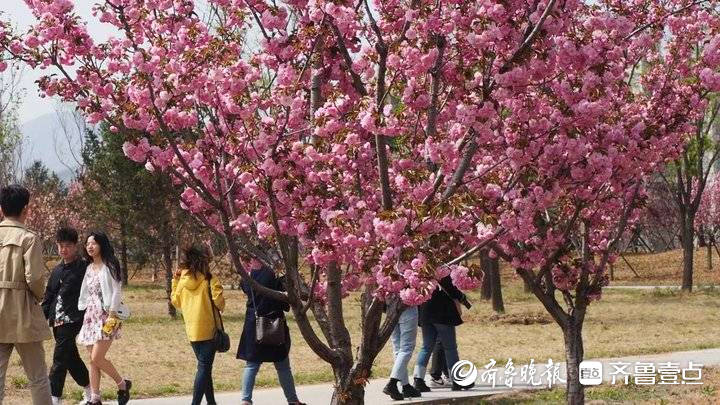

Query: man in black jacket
[412,275,472,392]
[41,227,90,405]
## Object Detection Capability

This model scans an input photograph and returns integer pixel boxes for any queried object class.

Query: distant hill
[20,110,86,183]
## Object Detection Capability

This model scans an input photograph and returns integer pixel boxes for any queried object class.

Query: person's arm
[275,274,290,312]
[109,271,123,314]
[23,234,47,301]
[438,275,465,301]
[41,268,59,319]
[170,276,182,310]
[210,276,225,312]
[78,271,89,310]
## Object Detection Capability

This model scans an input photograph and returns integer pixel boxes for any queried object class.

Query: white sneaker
[51,396,62,405]
[429,376,449,388]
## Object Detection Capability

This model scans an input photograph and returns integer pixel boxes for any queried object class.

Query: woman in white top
[77,232,131,405]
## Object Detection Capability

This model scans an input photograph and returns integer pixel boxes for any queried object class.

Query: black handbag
[208,280,230,353]
[249,283,287,346]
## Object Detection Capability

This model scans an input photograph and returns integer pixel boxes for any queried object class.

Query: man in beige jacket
[0,185,52,405]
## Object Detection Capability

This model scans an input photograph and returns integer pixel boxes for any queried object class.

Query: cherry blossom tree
[696,176,720,269]
[637,176,680,251]
[658,80,720,290]
[23,179,86,255]
[2,1,718,403]
[474,3,720,400]
[0,62,23,187]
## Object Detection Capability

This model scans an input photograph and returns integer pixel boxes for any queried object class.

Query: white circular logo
[451,360,478,387]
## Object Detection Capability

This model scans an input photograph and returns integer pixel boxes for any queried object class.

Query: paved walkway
[605,284,718,290]
[605,285,681,290]
[109,348,720,404]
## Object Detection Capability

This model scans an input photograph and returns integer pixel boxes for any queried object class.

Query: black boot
[383,378,404,400]
[452,381,475,391]
[117,380,132,405]
[403,384,421,398]
[414,377,431,392]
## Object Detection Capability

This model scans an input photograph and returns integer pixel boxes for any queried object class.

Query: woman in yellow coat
[171,244,225,405]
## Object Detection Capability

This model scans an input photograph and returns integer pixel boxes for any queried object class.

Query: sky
[2,0,234,179]
[3,1,117,125]
[4,0,222,125]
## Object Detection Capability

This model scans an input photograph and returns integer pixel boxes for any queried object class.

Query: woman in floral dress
[77,232,131,405]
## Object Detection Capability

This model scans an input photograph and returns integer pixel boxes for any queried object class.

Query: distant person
[171,244,225,405]
[76,232,131,405]
[42,227,91,405]
[0,185,52,405]
[237,266,305,405]
[383,305,421,400]
[413,275,472,392]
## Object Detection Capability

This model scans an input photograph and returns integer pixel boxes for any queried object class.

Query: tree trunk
[697,226,707,247]
[119,223,129,286]
[708,242,713,272]
[488,256,504,313]
[330,367,368,405]
[326,294,400,405]
[564,313,586,405]
[681,219,695,292]
[480,250,492,300]
[518,266,587,405]
[162,241,176,318]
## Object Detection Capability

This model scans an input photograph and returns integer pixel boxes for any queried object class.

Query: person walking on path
[237,266,305,405]
[412,275,472,392]
[171,244,226,405]
[42,227,91,405]
[77,232,131,405]
[0,185,52,405]
[383,305,421,400]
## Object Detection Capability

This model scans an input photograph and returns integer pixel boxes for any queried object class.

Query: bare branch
[499,0,557,74]
[328,21,368,97]
[624,0,710,41]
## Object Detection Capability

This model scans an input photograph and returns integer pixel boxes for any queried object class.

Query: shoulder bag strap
[0,225,25,229]
[207,277,225,332]
[248,279,259,318]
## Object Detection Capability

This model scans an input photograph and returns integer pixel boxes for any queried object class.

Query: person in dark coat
[237,266,305,405]
[412,275,472,392]
[42,226,91,404]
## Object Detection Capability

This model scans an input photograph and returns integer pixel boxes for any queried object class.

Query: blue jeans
[413,323,459,379]
[390,306,418,385]
[242,356,299,403]
[190,340,217,405]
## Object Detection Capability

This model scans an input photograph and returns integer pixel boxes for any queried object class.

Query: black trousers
[191,340,217,405]
[430,340,448,379]
[49,322,89,397]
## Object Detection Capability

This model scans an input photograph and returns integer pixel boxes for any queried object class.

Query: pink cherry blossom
[4,1,717,401]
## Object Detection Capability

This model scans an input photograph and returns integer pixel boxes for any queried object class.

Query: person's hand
[102,317,120,336]
[455,300,463,317]
[460,295,472,309]
[174,269,183,279]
